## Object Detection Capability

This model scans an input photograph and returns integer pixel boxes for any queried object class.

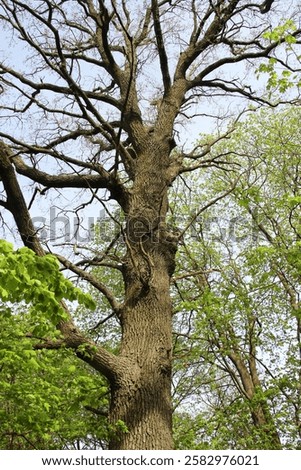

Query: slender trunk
[229,353,282,449]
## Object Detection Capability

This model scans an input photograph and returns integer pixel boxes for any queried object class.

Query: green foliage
[0,241,109,449]
[0,240,95,335]
[171,106,301,449]
[262,20,297,43]
[256,20,300,96]
[0,310,110,449]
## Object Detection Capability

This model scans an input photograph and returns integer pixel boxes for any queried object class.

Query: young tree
[0,1,300,449]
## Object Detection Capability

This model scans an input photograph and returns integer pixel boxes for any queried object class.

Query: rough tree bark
[107,133,179,448]
[0,0,300,449]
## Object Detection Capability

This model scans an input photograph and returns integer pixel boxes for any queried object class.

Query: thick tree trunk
[108,243,175,449]
[108,279,173,449]
[108,141,176,449]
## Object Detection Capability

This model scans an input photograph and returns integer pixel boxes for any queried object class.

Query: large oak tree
[0,0,300,449]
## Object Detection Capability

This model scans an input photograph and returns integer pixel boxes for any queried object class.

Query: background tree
[171,106,301,449]
[0,0,300,449]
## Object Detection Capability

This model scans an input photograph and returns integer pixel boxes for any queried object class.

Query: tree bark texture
[109,283,173,449]
[108,141,175,449]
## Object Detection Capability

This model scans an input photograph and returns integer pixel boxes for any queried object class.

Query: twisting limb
[0,139,125,383]
[55,252,122,316]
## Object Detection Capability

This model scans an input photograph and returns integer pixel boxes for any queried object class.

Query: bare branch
[151,0,171,95]
[55,252,122,316]
[177,176,240,240]
[11,154,129,210]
